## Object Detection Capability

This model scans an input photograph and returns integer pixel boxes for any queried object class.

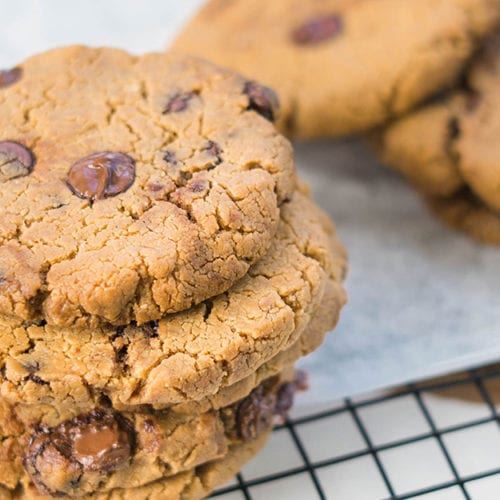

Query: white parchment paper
[2,0,500,404]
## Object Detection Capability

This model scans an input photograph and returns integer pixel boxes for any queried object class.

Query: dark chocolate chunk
[24,410,135,496]
[0,141,35,182]
[66,152,135,201]
[236,384,276,441]
[291,14,343,45]
[244,81,280,122]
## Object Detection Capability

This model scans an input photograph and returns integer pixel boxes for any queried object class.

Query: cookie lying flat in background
[376,35,500,244]
[0,46,296,329]
[172,0,500,139]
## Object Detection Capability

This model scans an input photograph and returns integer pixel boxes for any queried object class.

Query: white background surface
[2,1,500,405]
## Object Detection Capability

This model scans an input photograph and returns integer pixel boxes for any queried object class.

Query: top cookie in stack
[172,0,500,138]
[0,46,347,499]
[0,46,296,329]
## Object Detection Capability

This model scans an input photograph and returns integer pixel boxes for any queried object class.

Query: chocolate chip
[291,14,343,45]
[163,150,177,165]
[163,92,195,114]
[0,141,35,182]
[24,410,135,496]
[244,81,280,122]
[0,67,22,88]
[202,140,222,164]
[236,385,276,441]
[67,152,135,201]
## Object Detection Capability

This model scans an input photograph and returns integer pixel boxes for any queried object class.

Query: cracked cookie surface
[0,45,296,328]
[172,0,500,139]
[0,191,347,421]
[0,374,294,498]
[376,34,500,243]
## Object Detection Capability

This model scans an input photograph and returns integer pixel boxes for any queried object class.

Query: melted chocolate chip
[24,410,135,496]
[0,67,22,88]
[0,141,35,182]
[67,152,135,201]
[291,14,343,45]
[163,92,195,113]
[236,385,277,441]
[244,81,280,122]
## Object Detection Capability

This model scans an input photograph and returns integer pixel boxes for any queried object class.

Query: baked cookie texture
[0,372,297,498]
[0,190,347,423]
[172,0,500,139]
[0,45,296,328]
[376,34,500,244]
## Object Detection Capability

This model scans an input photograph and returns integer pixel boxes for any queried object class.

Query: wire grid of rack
[211,365,500,500]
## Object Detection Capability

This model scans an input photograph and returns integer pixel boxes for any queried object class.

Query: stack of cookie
[0,46,346,498]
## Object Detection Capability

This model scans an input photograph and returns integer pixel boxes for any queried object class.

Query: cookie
[174,274,343,416]
[376,34,500,243]
[1,373,297,498]
[172,0,500,138]
[0,190,347,421]
[0,46,296,328]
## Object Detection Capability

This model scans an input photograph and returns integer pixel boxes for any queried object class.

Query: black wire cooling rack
[210,365,500,500]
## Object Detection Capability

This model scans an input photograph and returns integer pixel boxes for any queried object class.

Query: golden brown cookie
[172,0,500,138]
[0,191,347,421]
[174,274,343,416]
[376,34,500,243]
[0,46,296,328]
[0,373,296,498]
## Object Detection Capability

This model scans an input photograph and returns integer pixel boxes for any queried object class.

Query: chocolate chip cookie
[376,34,500,243]
[0,190,347,421]
[172,0,500,138]
[0,46,296,328]
[0,373,299,498]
